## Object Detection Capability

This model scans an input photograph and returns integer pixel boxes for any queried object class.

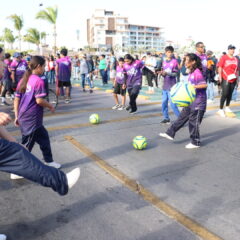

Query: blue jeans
[49,70,55,84]
[73,67,79,79]
[0,139,68,195]
[232,87,238,101]
[162,90,180,120]
[100,69,108,84]
[207,82,214,100]
[81,74,93,89]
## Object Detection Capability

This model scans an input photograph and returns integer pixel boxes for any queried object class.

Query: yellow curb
[138,95,150,100]
[105,89,113,93]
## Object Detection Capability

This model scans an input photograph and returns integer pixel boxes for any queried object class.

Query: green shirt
[99,59,107,70]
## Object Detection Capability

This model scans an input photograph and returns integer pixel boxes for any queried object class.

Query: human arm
[14,97,20,126]
[36,98,55,113]
[0,112,17,142]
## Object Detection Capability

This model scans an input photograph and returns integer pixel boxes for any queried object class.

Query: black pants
[0,139,68,195]
[146,69,157,87]
[166,107,205,146]
[1,79,14,97]
[128,86,140,111]
[22,126,53,163]
[220,80,236,109]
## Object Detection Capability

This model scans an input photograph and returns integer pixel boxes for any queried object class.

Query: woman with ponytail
[160,53,207,149]
[14,56,61,171]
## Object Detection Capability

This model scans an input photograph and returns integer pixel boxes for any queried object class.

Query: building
[87,9,165,52]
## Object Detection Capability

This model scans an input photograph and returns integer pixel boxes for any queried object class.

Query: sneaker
[10,174,24,180]
[159,133,174,141]
[125,105,131,111]
[90,89,93,93]
[225,107,233,113]
[0,102,9,106]
[160,119,170,124]
[46,161,62,169]
[0,234,6,240]
[118,105,125,111]
[65,99,71,104]
[217,109,225,118]
[112,104,120,110]
[185,143,200,149]
[129,109,137,114]
[66,168,81,189]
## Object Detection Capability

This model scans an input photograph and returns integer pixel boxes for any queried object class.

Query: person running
[123,54,144,114]
[14,56,62,172]
[10,52,28,94]
[55,48,72,104]
[160,53,207,149]
[99,55,108,85]
[217,45,239,117]
[112,57,126,110]
[0,111,80,240]
[1,53,13,106]
[160,46,180,124]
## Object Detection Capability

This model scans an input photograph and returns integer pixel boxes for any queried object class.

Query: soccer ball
[132,136,147,150]
[170,82,196,107]
[89,113,100,124]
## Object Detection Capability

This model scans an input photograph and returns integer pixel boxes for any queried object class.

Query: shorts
[114,83,126,96]
[110,70,116,79]
[58,81,71,87]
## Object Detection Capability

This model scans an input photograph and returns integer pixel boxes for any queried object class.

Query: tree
[24,28,46,52]
[2,28,16,49]
[36,6,58,54]
[7,14,23,51]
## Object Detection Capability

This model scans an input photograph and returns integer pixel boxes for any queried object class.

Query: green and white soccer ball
[132,136,147,150]
[89,113,100,124]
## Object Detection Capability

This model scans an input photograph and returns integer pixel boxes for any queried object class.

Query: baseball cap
[228,45,236,50]
[13,52,21,58]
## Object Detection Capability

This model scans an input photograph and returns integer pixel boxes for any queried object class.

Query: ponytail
[18,55,45,93]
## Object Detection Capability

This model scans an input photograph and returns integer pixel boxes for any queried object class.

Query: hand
[49,105,55,113]
[161,71,167,77]
[0,112,12,126]
[14,118,19,127]
[122,84,126,90]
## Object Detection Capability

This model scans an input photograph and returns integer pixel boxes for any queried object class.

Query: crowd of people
[0,41,239,239]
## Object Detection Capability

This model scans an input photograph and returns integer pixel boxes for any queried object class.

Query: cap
[13,52,21,58]
[228,45,236,50]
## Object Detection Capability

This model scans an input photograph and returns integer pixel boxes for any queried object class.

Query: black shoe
[126,105,131,111]
[160,119,170,124]
[129,109,137,114]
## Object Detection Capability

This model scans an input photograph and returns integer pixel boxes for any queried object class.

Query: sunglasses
[198,46,205,48]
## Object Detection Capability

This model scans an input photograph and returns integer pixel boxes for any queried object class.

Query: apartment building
[87,9,165,52]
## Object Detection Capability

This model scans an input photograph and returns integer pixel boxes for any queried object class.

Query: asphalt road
[1,87,240,240]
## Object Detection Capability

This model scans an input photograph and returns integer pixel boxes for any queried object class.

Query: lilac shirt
[162,58,179,90]
[10,59,28,83]
[116,66,125,84]
[123,60,144,88]
[188,68,207,111]
[196,53,207,78]
[3,59,12,80]
[15,74,47,136]
[57,57,71,82]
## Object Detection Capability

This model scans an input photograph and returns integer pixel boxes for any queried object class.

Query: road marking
[65,136,223,240]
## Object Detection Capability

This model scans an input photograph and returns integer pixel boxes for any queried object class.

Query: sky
[0,0,240,53]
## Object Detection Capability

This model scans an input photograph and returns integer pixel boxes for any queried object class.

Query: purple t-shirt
[196,53,207,78]
[162,58,179,91]
[15,74,47,136]
[3,59,12,80]
[116,66,125,84]
[123,60,143,88]
[188,68,207,111]
[10,59,28,83]
[57,57,71,82]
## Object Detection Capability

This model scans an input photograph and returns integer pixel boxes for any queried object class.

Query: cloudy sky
[1,0,239,52]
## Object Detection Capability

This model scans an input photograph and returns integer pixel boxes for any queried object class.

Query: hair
[185,53,202,73]
[135,55,139,60]
[101,54,105,58]
[124,54,135,63]
[118,57,124,62]
[0,47,3,54]
[195,42,204,48]
[165,46,174,53]
[50,55,54,61]
[60,48,68,56]
[5,53,11,59]
[19,56,45,93]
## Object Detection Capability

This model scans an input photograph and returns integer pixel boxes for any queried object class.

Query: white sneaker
[159,133,174,141]
[118,105,125,111]
[46,162,62,169]
[10,174,24,180]
[0,234,6,240]
[66,168,81,189]
[217,109,225,117]
[225,107,232,113]
[112,104,120,110]
[185,143,200,149]
[207,99,213,104]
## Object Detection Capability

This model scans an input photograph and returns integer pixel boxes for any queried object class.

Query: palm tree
[2,28,16,49]
[24,28,46,52]
[36,6,58,53]
[7,14,23,51]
